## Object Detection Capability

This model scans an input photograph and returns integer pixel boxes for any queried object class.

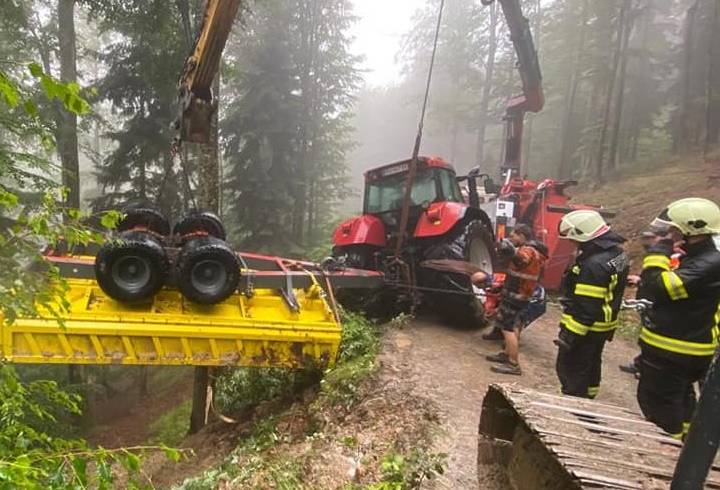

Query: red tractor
[331,155,497,325]
[329,155,599,326]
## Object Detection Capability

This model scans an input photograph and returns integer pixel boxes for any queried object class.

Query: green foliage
[179,310,381,489]
[215,367,319,415]
[365,450,447,490]
[0,61,167,489]
[0,63,120,326]
[149,399,192,446]
[0,365,185,489]
[176,417,293,489]
[318,310,380,408]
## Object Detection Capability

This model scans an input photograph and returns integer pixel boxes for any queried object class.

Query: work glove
[497,238,516,257]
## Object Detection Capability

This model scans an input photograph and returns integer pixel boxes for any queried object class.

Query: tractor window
[365,169,438,214]
[438,169,463,203]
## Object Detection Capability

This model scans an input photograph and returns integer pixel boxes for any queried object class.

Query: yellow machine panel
[1,279,341,368]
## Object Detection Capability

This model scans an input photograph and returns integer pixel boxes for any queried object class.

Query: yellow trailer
[1,278,342,368]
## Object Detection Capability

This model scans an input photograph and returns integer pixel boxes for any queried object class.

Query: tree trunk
[608,0,634,171]
[705,0,720,153]
[595,0,628,184]
[677,0,701,153]
[58,0,82,388]
[558,0,589,179]
[475,0,498,168]
[189,364,210,434]
[138,366,149,398]
[189,75,220,435]
[57,0,80,209]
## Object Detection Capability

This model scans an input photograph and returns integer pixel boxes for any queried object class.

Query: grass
[344,449,447,490]
[317,310,381,408]
[175,417,303,489]
[148,399,192,446]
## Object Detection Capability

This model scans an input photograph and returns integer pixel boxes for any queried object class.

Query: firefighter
[635,197,720,439]
[555,210,629,399]
[620,228,684,377]
[485,224,548,376]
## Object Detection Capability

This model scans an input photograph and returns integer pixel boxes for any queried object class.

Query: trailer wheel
[176,236,240,304]
[117,203,171,236]
[95,231,170,303]
[423,219,496,327]
[173,211,226,242]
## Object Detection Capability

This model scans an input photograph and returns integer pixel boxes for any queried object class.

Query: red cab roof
[364,156,454,181]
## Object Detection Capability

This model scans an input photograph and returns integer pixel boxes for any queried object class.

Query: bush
[149,399,192,446]
[368,449,447,490]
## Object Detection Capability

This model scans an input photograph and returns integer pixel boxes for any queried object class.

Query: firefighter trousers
[555,329,609,399]
[636,349,711,438]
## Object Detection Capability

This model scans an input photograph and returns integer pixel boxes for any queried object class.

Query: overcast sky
[350,0,425,87]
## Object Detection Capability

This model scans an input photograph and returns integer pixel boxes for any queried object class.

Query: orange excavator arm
[483,0,544,180]
[173,0,241,144]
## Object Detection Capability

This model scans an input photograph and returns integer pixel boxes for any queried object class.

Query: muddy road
[384,304,641,490]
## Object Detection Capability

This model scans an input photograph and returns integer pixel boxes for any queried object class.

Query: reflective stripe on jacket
[504,243,547,299]
[638,238,720,358]
[560,244,629,336]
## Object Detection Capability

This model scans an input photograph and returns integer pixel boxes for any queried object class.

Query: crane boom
[174,0,241,144]
[484,0,544,181]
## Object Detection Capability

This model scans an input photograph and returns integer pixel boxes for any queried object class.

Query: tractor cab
[363,157,464,238]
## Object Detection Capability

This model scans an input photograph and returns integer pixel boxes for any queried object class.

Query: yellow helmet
[558,209,611,243]
[652,197,720,236]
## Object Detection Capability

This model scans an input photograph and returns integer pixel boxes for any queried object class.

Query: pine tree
[222,0,359,254]
[89,0,196,217]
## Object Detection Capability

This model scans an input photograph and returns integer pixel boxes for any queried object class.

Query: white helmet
[651,198,720,237]
[559,209,611,243]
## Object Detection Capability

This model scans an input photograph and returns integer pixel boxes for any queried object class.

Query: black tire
[173,211,226,242]
[176,236,240,304]
[117,203,171,236]
[95,231,170,303]
[422,220,496,327]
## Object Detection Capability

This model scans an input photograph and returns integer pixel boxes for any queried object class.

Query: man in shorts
[485,224,548,375]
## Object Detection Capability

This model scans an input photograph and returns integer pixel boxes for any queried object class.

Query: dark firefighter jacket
[637,237,720,358]
[560,232,629,335]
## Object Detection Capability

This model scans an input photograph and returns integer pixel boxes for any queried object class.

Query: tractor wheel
[117,203,171,236]
[173,211,226,242]
[176,236,240,305]
[422,219,496,327]
[95,230,170,303]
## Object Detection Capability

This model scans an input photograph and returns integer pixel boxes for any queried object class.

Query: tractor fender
[332,215,387,247]
[414,202,494,240]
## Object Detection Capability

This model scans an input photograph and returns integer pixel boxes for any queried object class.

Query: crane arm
[482,0,544,180]
[496,0,543,113]
[174,0,241,144]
